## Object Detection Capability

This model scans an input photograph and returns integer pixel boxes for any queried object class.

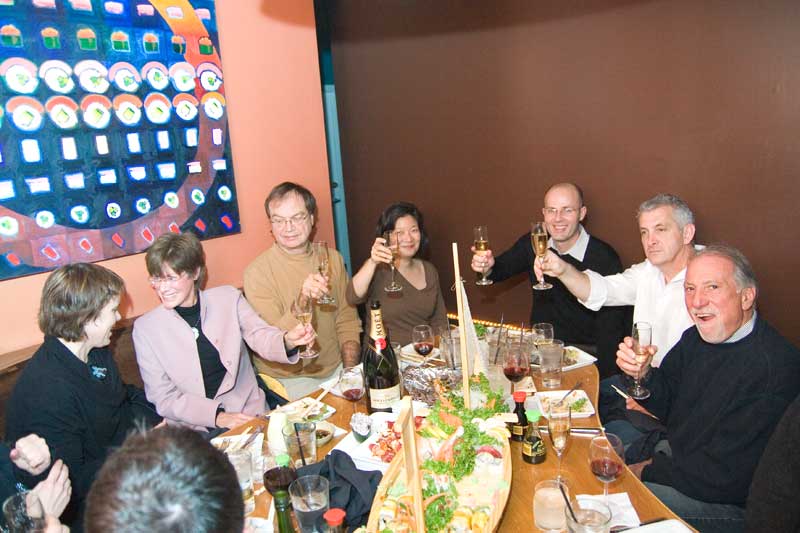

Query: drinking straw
[560,483,578,523]
[493,313,505,364]
[293,423,307,466]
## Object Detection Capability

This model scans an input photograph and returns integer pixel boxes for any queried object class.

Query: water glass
[534,479,569,532]
[289,475,330,533]
[226,450,255,515]
[566,498,612,533]
[3,492,46,533]
[282,422,317,468]
[539,339,565,389]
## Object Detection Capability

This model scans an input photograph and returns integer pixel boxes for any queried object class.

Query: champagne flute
[548,401,571,480]
[627,322,653,399]
[313,241,336,305]
[339,366,365,413]
[291,295,318,359]
[531,221,553,290]
[412,325,434,356]
[473,225,493,286]
[383,230,402,293]
[589,433,624,509]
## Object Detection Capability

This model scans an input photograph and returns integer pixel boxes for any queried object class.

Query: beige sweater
[243,244,361,379]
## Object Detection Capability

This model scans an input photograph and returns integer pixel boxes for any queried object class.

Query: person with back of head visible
[244,182,361,401]
[85,426,245,533]
[470,182,629,378]
[613,245,800,533]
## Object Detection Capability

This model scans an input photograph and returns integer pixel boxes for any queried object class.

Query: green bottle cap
[525,409,542,423]
[276,453,291,467]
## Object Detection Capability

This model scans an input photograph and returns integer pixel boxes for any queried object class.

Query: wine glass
[503,343,530,391]
[291,295,318,359]
[627,322,653,399]
[548,401,571,480]
[589,433,625,510]
[412,325,434,357]
[473,225,493,286]
[382,230,402,293]
[314,241,335,305]
[531,221,552,290]
[339,366,365,413]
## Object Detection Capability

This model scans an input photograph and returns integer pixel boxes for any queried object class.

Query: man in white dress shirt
[537,193,697,366]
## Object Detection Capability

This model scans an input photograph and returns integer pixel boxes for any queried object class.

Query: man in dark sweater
[471,183,629,377]
[615,245,800,533]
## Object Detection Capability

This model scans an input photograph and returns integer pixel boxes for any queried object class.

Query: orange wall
[0,0,331,353]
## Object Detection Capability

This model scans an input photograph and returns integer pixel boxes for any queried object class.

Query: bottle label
[512,425,524,436]
[522,443,533,456]
[369,384,400,409]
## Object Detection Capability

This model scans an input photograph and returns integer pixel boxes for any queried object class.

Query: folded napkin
[576,493,640,530]
[297,450,383,528]
[317,364,363,398]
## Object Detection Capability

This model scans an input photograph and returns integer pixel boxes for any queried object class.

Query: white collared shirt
[581,246,702,367]
[725,311,757,344]
[549,225,590,262]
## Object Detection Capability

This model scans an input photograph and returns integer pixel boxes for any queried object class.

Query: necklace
[191,313,201,340]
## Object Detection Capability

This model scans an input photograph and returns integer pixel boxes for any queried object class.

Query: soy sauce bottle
[522,409,547,464]
[323,508,346,532]
[510,390,528,442]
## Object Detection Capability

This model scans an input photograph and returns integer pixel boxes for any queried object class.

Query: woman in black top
[5,263,161,529]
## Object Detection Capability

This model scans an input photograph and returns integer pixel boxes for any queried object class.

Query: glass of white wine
[531,221,552,290]
[548,401,571,480]
[473,225,493,286]
[382,230,402,293]
[314,241,335,305]
[628,322,653,399]
[291,294,318,359]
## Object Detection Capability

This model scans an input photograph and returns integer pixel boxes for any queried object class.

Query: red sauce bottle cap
[513,390,527,403]
[323,507,346,526]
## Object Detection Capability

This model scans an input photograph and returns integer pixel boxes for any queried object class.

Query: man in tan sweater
[244,182,361,400]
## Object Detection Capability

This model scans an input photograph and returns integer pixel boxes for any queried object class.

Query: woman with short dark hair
[346,202,448,345]
[5,263,162,529]
[133,232,313,431]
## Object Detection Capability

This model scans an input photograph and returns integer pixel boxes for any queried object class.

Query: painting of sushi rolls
[171,35,186,54]
[143,33,159,53]
[39,60,75,94]
[1,57,39,94]
[7,96,45,132]
[110,30,130,52]
[45,96,80,130]
[198,36,214,55]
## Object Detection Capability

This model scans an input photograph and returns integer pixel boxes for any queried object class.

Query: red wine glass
[339,366,365,413]
[503,344,530,388]
[412,325,434,357]
[589,433,625,508]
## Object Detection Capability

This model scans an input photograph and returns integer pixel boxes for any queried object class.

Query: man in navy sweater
[470,183,629,377]
[615,245,800,533]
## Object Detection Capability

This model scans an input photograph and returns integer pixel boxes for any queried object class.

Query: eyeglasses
[148,273,187,287]
[270,212,310,229]
[543,207,579,217]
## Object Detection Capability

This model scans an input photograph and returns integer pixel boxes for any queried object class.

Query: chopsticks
[538,426,601,437]
[611,384,660,420]
[559,381,583,404]
[492,314,505,364]
[298,378,337,419]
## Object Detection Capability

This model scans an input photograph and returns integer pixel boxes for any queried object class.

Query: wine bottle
[363,300,401,413]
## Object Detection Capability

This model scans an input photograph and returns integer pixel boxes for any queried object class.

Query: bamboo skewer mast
[452,242,471,409]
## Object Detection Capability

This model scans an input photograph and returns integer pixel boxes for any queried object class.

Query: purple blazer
[133,285,298,431]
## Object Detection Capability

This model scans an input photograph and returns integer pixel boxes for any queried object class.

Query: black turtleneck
[175,296,225,400]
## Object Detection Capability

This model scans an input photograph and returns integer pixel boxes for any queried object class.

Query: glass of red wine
[503,343,530,387]
[589,433,625,510]
[412,325,435,357]
[339,366,365,412]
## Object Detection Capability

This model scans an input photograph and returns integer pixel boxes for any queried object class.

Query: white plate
[535,389,595,418]
[331,412,395,472]
[532,345,598,372]
[277,397,336,422]
[622,520,693,532]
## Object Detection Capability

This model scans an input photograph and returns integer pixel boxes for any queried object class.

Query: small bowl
[350,413,372,443]
[315,420,334,446]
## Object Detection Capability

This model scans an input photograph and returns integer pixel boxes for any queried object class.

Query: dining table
[225,363,697,531]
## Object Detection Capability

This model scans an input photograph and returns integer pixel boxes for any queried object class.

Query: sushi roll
[198,36,213,55]
[143,33,158,53]
[1,24,22,47]
[77,28,97,50]
[471,507,491,532]
[41,27,60,49]
[171,35,186,54]
[378,498,398,527]
[69,0,92,11]
[110,31,130,52]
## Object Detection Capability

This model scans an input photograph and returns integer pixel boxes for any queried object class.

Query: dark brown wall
[328,0,800,345]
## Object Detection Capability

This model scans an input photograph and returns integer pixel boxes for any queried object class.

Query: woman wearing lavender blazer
[133,233,315,432]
